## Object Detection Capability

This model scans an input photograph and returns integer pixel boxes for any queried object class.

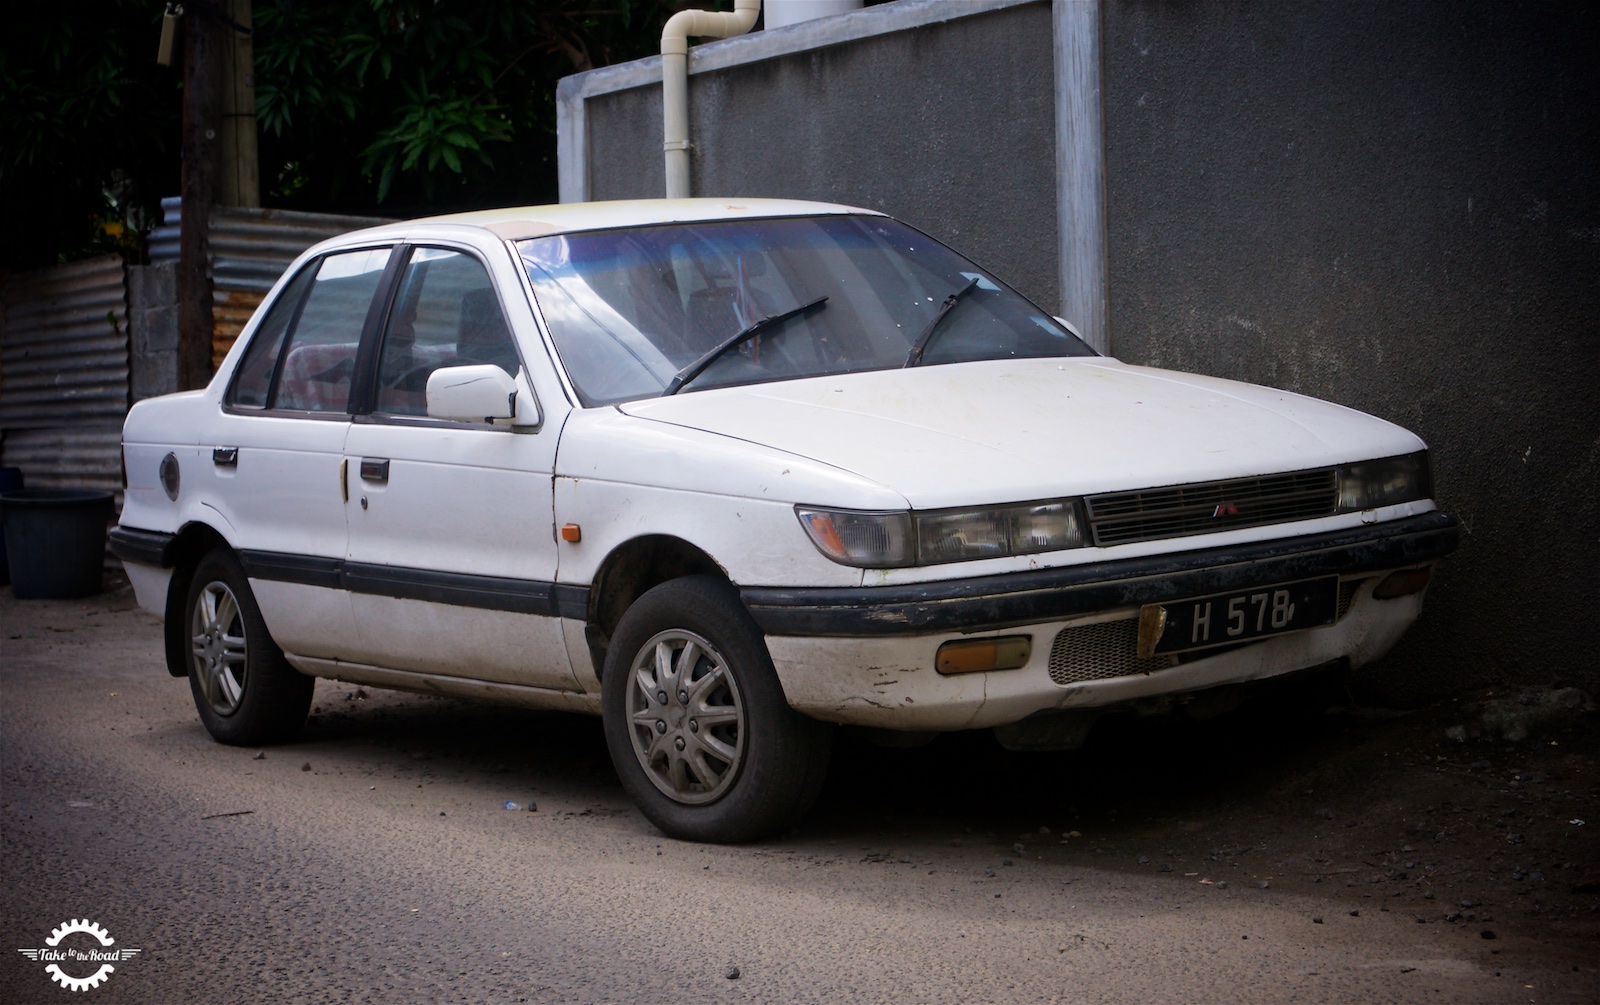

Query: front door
[341,245,575,690]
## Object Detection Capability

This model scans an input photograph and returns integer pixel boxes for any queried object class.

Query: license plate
[1136,576,1339,658]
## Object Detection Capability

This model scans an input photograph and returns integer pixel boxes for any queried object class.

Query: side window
[274,248,391,412]
[228,247,391,412]
[230,265,315,407]
[374,248,521,417]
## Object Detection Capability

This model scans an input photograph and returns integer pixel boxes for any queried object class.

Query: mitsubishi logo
[1213,502,1240,518]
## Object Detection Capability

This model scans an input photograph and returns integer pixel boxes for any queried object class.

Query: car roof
[334,198,883,245]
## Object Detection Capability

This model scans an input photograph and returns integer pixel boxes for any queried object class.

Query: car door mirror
[506,370,542,430]
[1053,316,1084,339]
[425,365,541,429]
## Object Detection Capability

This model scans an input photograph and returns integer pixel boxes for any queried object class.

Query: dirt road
[3,583,1596,1003]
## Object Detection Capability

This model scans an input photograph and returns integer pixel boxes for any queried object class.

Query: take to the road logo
[17,920,141,992]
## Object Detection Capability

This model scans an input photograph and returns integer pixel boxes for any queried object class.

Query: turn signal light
[1373,566,1432,599]
[936,636,1032,675]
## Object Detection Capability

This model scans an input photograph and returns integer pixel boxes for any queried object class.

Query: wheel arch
[160,522,235,678]
[581,534,728,680]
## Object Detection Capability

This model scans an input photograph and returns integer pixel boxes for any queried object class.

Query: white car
[112,198,1458,841]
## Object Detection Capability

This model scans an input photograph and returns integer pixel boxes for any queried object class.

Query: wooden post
[220,0,259,208]
[178,3,222,391]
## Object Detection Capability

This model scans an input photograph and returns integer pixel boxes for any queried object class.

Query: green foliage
[362,81,512,201]
[0,2,178,269]
[0,0,677,267]
[253,0,679,214]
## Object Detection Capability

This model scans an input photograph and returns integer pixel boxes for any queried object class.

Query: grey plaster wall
[584,2,1060,309]
[1101,0,1600,696]
[561,0,1597,701]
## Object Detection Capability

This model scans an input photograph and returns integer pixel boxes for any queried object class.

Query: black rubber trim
[740,512,1460,638]
[108,526,178,568]
[552,583,591,620]
[344,563,555,615]
[239,551,344,590]
[237,549,589,617]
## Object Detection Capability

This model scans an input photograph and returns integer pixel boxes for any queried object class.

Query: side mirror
[425,365,541,429]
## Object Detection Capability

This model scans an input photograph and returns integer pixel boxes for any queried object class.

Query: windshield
[518,214,1095,406]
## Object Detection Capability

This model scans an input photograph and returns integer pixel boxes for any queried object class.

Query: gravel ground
[2,579,1596,1003]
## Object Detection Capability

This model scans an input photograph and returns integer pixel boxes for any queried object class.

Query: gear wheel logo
[17,919,141,992]
[46,919,115,948]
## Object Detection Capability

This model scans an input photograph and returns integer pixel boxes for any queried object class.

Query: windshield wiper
[661,295,829,396]
[903,276,981,368]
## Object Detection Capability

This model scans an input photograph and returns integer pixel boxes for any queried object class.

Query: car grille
[1047,619,1175,685]
[1337,578,1361,619]
[1084,468,1338,546]
[1045,576,1367,688]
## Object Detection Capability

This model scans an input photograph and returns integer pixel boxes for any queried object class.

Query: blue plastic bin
[0,489,115,599]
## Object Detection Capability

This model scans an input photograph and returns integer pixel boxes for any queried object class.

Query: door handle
[359,457,390,484]
[213,447,238,467]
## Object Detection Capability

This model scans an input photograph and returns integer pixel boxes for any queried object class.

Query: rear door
[340,244,576,689]
[207,246,394,660]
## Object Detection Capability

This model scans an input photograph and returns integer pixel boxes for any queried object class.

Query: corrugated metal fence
[0,255,130,493]
[1,202,391,507]
[149,197,392,367]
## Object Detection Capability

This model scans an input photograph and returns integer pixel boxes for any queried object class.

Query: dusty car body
[112,198,1458,841]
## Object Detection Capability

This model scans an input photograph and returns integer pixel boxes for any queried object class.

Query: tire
[601,575,832,843]
[183,548,314,746]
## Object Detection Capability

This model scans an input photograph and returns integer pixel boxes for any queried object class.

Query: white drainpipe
[662,0,761,198]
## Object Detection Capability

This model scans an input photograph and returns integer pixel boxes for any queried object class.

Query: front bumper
[750,512,1458,731]
[741,512,1458,637]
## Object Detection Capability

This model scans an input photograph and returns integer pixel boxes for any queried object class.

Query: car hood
[614,358,1425,509]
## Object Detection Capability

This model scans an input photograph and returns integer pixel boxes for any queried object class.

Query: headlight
[916,509,1010,563]
[1336,451,1432,511]
[918,502,1083,563]
[797,500,1085,568]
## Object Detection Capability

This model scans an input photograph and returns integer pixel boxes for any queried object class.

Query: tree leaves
[360,79,511,201]
[254,0,678,211]
[0,0,682,265]
[0,1,177,267]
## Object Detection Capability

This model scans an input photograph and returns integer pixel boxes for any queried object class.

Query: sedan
[112,198,1458,842]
